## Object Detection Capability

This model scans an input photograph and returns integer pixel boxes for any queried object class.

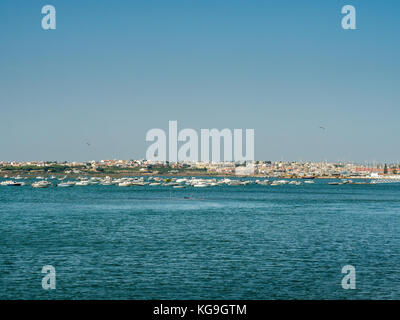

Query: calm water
[0,179,399,299]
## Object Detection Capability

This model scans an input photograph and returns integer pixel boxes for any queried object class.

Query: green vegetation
[0,164,209,176]
[0,164,85,173]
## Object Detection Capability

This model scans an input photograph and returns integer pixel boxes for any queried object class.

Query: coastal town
[1,159,399,179]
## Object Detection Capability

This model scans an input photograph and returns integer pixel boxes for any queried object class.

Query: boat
[75,180,90,186]
[193,184,208,188]
[118,181,132,187]
[165,182,180,186]
[131,182,145,186]
[256,180,270,185]
[57,182,75,187]
[32,181,52,188]
[277,180,289,184]
[270,182,281,186]
[3,181,22,186]
[227,180,242,186]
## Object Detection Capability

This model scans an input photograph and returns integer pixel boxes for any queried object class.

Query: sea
[0,178,399,299]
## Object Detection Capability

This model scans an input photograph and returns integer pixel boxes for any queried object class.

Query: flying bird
[319,126,326,130]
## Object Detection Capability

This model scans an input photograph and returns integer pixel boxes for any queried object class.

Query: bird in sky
[319,126,326,130]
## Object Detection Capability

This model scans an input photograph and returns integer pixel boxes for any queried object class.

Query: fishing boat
[193,183,208,187]
[227,180,242,186]
[118,181,132,187]
[2,181,22,186]
[75,180,90,186]
[277,180,289,184]
[131,182,145,186]
[57,182,75,187]
[32,181,52,188]
[165,182,180,186]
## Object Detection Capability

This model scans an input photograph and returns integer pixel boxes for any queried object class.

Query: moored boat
[32,181,52,188]
[3,181,22,186]
[57,182,75,187]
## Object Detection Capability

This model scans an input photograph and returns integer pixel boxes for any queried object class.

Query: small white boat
[5,181,23,186]
[118,182,132,187]
[193,184,208,188]
[32,181,52,188]
[277,180,289,184]
[75,180,90,186]
[164,182,180,186]
[131,182,145,186]
[57,182,75,187]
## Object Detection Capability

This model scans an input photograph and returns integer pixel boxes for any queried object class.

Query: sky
[0,0,399,163]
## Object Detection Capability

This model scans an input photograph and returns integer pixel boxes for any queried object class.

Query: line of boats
[327,179,376,185]
[0,176,307,188]
[0,176,392,189]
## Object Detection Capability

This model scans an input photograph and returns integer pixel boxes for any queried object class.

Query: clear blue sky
[0,0,399,163]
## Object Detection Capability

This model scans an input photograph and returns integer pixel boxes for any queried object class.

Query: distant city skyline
[1,0,399,163]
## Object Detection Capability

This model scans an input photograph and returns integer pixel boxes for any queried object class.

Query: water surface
[1,179,399,299]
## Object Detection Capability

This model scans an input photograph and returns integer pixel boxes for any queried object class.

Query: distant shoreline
[0,170,378,180]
